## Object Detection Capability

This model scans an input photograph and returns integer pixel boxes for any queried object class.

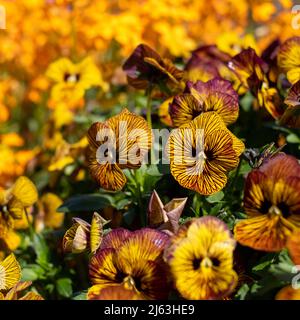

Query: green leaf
[56,278,73,298]
[72,291,87,300]
[235,284,250,300]
[33,233,50,267]
[57,194,113,213]
[21,268,39,281]
[210,203,223,216]
[286,133,300,144]
[206,191,224,203]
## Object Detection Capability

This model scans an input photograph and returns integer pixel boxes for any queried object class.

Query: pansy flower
[0,176,38,250]
[167,112,244,195]
[147,190,187,235]
[88,228,169,300]
[169,78,239,127]
[164,216,237,300]
[122,44,184,90]
[278,37,300,85]
[280,80,300,129]
[229,48,283,119]
[87,108,152,191]
[63,212,109,254]
[35,193,64,232]
[234,153,300,252]
[0,254,21,291]
[46,57,107,103]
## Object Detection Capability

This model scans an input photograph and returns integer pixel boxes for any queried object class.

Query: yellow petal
[0,254,21,290]
[12,176,38,207]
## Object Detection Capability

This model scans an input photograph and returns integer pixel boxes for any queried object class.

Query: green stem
[25,208,35,240]
[146,85,153,130]
[145,84,156,164]
[228,160,242,194]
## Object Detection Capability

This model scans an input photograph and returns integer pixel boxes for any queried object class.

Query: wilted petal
[148,190,167,226]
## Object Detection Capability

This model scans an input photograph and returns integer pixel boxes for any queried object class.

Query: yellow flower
[234,153,300,252]
[87,108,152,191]
[0,254,21,291]
[278,37,300,84]
[88,228,169,300]
[0,176,37,250]
[48,137,88,172]
[35,193,64,232]
[165,216,237,300]
[167,112,244,195]
[216,32,258,56]
[46,57,108,103]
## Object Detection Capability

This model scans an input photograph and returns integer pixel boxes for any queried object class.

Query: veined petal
[0,254,21,291]
[234,215,295,252]
[11,176,38,207]
[90,212,104,254]
[88,285,141,300]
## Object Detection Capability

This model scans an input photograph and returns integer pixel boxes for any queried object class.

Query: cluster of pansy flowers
[59,37,300,300]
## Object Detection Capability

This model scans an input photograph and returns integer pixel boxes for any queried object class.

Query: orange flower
[87,108,152,191]
[234,153,300,252]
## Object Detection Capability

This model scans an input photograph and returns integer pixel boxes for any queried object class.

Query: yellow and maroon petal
[169,94,202,127]
[234,215,295,252]
[89,248,118,286]
[88,285,141,300]
[4,281,32,300]
[100,228,132,250]
[19,292,44,300]
[278,37,300,74]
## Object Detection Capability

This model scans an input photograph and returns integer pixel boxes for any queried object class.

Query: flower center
[262,200,290,219]
[64,73,80,83]
[192,256,221,270]
[123,275,141,292]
